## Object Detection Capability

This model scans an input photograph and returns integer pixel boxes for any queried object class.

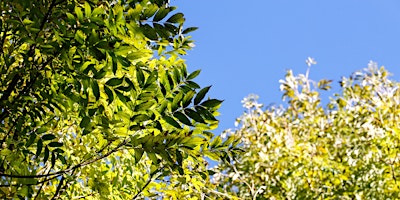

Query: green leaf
[37,127,48,134]
[131,114,150,123]
[186,81,200,89]
[80,116,90,128]
[163,116,181,129]
[137,68,145,87]
[141,24,158,40]
[43,146,49,163]
[211,136,222,148]
[184,108,205,123]
[194,86,211,105]
[145,70,158,87]
[154,7,172,22]
[36,139,43,157]
[66,12,75,21]
[134,149,144,163]
[166,13,185,24]
[173,112,192,126]
[41,134,56,141]
[182,90,195,108]
[183,137,205,148]
[201,99,223,108]
[48,142,63,148]
[195,105,218,121]
[51,152,56,167]
[135,101,155,111]
[26,134,37,147]
[75,6,84,21]
[92,80,100,101]
[186,69,201,80]
[106,77,123,87]
[84,2,91,17]
[171,92,183,111]
[92,7,104,16]
[115,90,128,103]
[204,150,220,161]
[104,86,114,104]
[182,27,198,35]
[176,149,183,166]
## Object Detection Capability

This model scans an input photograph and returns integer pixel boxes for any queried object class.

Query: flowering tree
[211,60,400,199]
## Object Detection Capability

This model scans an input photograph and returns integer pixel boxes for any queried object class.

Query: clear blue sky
[174,0,400,133]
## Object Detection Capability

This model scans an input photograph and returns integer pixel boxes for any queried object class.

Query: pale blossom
[305,57,317,67]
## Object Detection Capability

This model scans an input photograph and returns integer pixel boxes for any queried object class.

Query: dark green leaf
[92,80,100,101]
[195,105,218,121]
[134,148,144,163]
[184,108,205,123]
[176,149,183,166]
[163,116,181,129]
[173,112,192,126]
[153,7,172,22]
[43,146,49,163]
[26,134,36,147]
[115,90,128,103]
[94,68,106,79]
[137,68,145,87]
[80,116,90,128]
[141,24,158,40]
[51,152,56,167]
[186,80,200,89]
[41,134,56,141]
[117,56,131,67]
[201,99,223,108]
[104,86,114,104]
[36,139,43,158]
[106,77,123,87]
[194,86,211,105]
[135,101,155,111]
[48,142,63,148]
[166,13,185,24]
[59,155,66,164]
[182,27,198,35]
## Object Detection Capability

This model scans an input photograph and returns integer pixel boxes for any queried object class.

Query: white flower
[367,60,378,70]
[305,57,317,67]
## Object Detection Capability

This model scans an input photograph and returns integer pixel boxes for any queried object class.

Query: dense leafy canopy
[212,62,400,199]
[0,0,238,199]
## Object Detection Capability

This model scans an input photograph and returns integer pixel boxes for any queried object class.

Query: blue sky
[174,0,400,133]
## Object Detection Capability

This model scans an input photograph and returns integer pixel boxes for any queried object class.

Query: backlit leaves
[0,0,231,199]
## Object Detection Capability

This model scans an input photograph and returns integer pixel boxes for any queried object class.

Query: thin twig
[132,167,163,200]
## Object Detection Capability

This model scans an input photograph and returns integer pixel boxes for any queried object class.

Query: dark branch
[132,167,163,200]
[0,140,128,179]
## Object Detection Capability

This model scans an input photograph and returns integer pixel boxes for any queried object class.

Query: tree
[212,61,400,199]
[0,0,237,198]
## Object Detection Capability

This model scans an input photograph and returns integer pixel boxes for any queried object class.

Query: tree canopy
[0,0,239,199]
[212,61,400,199]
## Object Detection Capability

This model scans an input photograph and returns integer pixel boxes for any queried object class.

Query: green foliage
[212,61,400,199]
[0,0,234,198]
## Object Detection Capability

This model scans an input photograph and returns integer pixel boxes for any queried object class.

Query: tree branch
[132,167,163,200]
[0,140,128,179]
